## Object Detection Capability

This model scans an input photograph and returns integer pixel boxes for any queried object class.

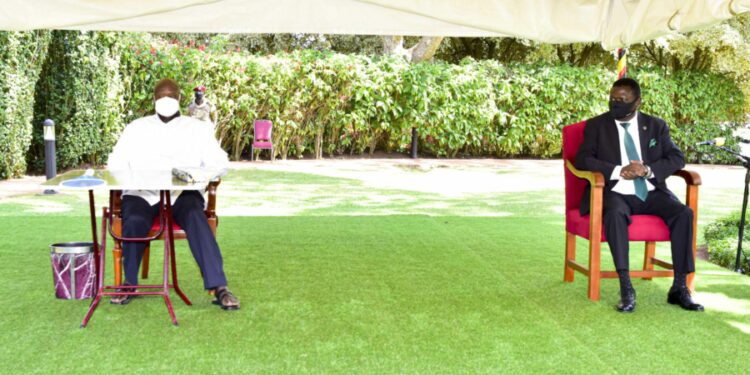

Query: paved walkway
[2,159,746,199]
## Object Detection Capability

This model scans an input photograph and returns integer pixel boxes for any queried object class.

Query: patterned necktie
[621,122,648,201]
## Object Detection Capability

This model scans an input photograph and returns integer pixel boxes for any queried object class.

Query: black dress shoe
[616,287,636,313]
[667,287,704,312]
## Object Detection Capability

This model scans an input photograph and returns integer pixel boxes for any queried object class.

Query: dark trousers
[121,191,227,290]
[602,189,695,274]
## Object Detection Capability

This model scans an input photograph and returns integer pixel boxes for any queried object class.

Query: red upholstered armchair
[562,121,701,301]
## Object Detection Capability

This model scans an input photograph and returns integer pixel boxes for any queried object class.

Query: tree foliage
[29,31,126,172]
[112,35,744,163]
[0,31,50,179]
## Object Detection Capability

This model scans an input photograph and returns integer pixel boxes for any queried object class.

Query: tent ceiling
[1,0,749,48]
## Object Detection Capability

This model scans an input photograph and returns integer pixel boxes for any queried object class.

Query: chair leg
[643,241,656,280]
[113,241,122,286]
[271,146,275,162]
[141,243,150,279]
[588,239,601,301]
[250,146,254,161]
[564,232,576,282]
[687,272,695,292]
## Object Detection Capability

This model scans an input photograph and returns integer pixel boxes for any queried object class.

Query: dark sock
[617,269,632,294]
[672,272,687,290]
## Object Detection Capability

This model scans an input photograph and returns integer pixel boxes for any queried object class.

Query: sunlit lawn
[1,165,749,373]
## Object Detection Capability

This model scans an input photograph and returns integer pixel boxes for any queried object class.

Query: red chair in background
[251,119,274,161]
[562,121,701,301]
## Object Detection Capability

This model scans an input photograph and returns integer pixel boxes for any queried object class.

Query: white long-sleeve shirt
[610,114,655,195]
[107,114,229,205]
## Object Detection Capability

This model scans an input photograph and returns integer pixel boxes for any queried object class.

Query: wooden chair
[111,181,221,285]
[562,121,700,301]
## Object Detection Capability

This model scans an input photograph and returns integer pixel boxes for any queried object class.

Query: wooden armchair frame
[564,160,700,301]
[110,180,221,286]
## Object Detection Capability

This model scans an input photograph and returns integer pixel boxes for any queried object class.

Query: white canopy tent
[1,0,749,48]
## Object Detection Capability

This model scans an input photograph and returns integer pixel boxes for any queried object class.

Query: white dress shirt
[610,113,655,195]
[107,114,229,205]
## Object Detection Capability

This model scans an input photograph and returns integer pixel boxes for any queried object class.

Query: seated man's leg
[642,190,695,275]
[122,195,160,284]
[603,192,637,312]
[642,190,703,311]
[113,195,159,304]
[171,191,228,290]
[603,192,633,271]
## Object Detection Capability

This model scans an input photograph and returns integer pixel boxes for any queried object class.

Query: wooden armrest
[672,170,701,186]
[565,160,604,188]
[565,160,605,234]
[206,179,221,218]
[111,190,123,217]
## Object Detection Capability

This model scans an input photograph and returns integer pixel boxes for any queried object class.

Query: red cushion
[149,219,183,232]
[566,209,671,242]
[253,141,273,148]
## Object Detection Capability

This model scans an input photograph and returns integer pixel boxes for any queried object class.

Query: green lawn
[1,167,749,374]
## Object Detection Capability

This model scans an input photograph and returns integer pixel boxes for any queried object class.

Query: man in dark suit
[575,77,703,313]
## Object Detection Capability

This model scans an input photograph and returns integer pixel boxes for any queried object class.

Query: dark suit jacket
[574,112,685,215]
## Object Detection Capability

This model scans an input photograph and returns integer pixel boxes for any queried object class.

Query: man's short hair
[612,77,641,98]
[154,78,180,96]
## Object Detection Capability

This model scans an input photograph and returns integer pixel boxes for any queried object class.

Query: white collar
[614,112,639,128]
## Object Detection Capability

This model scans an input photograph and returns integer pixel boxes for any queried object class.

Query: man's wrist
[642,165,651,178]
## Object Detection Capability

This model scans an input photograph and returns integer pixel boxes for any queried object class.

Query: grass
[1,167,749,373]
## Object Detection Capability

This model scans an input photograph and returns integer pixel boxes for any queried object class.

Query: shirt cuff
[645,165,654,179]
[611,165,623,180]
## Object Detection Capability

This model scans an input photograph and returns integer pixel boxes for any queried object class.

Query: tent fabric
[1,0,749,48]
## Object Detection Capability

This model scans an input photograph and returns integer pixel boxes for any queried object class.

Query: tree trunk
[382,36,444,63]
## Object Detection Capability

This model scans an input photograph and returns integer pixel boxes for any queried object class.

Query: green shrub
[704,210,750,272]
[0,31,50,179]
[117,37,745,161]
[29,31,125,172]
[14,33,745,172]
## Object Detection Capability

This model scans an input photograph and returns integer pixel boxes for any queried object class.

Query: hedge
[29,31,125,172]
[10,33,748,174]
[0,31,50,179]
[704,211,750,273]
[114,36,745,161]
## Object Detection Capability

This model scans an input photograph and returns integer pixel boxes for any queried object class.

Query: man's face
[195,91,204,101]
[155,85,180,101]
[609,86,640,108]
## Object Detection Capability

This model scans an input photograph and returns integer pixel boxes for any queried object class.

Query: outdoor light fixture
[43,119,57,195]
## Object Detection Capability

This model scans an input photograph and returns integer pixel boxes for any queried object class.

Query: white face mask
[155,97,180,117]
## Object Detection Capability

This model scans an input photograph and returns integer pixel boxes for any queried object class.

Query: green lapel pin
[649,138,657,148]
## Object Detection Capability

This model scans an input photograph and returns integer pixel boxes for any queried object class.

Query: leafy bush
[13,32,745,174]
[29,31,125,172]
[0,31,50,179]
[704,210,750,272]
[114,35,745,162]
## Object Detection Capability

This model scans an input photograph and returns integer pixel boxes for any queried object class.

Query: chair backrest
[254,120,273,142]
[562,121,587,211]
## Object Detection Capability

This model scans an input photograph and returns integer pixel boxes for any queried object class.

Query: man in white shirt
[107,79,239,310]
[575,78,702,313]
